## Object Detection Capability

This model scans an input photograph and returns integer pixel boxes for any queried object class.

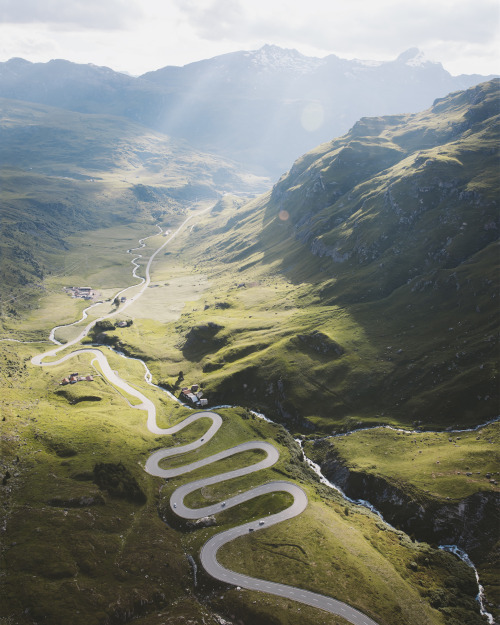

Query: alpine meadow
[0,44,498,625]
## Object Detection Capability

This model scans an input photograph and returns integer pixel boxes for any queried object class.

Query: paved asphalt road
[146,416,379,625]
[30,213,380,625]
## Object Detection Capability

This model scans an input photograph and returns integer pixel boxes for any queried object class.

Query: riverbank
[304,427,499,622]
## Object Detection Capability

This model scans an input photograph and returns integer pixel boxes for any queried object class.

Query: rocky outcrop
[320,451,500,561]
[310,237,350,262]
[187,515,217,529]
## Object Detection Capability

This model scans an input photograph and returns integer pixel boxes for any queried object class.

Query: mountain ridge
[134,79,499,432]
[140,45,487,79]
[0,59,498,625]
[0,46,496,177]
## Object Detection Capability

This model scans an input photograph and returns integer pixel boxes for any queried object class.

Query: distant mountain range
[0,46,495,177]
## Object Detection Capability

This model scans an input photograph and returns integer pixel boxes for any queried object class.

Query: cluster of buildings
[180,384,208,407]
[64,286,95,300]
[61,372,94,385]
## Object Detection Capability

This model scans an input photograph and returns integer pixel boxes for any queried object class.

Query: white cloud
[172,0,499,48]
[167,0,500,74]
[0,26,60,61]
[0,0,141,29]
[0,0,498,75]
[174,0,245,40]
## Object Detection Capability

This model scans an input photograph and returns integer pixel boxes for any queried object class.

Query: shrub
[93,462,146,504]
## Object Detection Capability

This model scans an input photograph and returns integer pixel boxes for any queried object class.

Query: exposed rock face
[321,451,500,561]
[310,237,350,262]
[187,515,217,528]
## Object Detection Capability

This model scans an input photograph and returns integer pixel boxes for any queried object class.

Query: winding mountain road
[30,212,380,625]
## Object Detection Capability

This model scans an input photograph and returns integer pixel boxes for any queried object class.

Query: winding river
[26,212,493,625]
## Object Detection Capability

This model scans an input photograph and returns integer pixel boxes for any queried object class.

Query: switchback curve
[29,216,380,625]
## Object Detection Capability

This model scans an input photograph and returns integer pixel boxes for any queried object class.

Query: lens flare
[279,210,289,221]
[301,101,324,132]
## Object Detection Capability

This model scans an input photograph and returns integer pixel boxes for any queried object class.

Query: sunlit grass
[305,422,500,501]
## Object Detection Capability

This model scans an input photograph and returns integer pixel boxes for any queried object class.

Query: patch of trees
[93,462,146,504]
[88,319,117,345]
[94,319,115,332]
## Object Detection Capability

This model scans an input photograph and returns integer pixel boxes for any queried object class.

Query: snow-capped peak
[352,58,384,68]
[396,48,435,67]
[246,44,323,73]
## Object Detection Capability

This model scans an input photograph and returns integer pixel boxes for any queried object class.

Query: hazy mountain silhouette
[0,46,495,178]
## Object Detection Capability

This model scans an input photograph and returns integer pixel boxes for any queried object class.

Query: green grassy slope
[0,97,269,192]
[0,98,268,322]
[1,80,498,625]
[306,423,500,502]
[1,341,486,625]
[302,422,500,622]
[117,80,499,433]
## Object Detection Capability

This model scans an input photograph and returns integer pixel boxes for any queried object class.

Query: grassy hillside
[78,82,498,619]
[1,80,498,625]
[0,98,268,192]
[106,79,499,433]
[1,340,486,625]
[303,422,500,622]
[0,98,268,323]
[306,423,500,503]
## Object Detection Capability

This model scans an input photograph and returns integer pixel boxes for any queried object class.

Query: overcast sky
[0,0,498,76]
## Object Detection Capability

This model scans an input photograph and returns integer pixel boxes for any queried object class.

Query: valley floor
[1,215,497,625]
